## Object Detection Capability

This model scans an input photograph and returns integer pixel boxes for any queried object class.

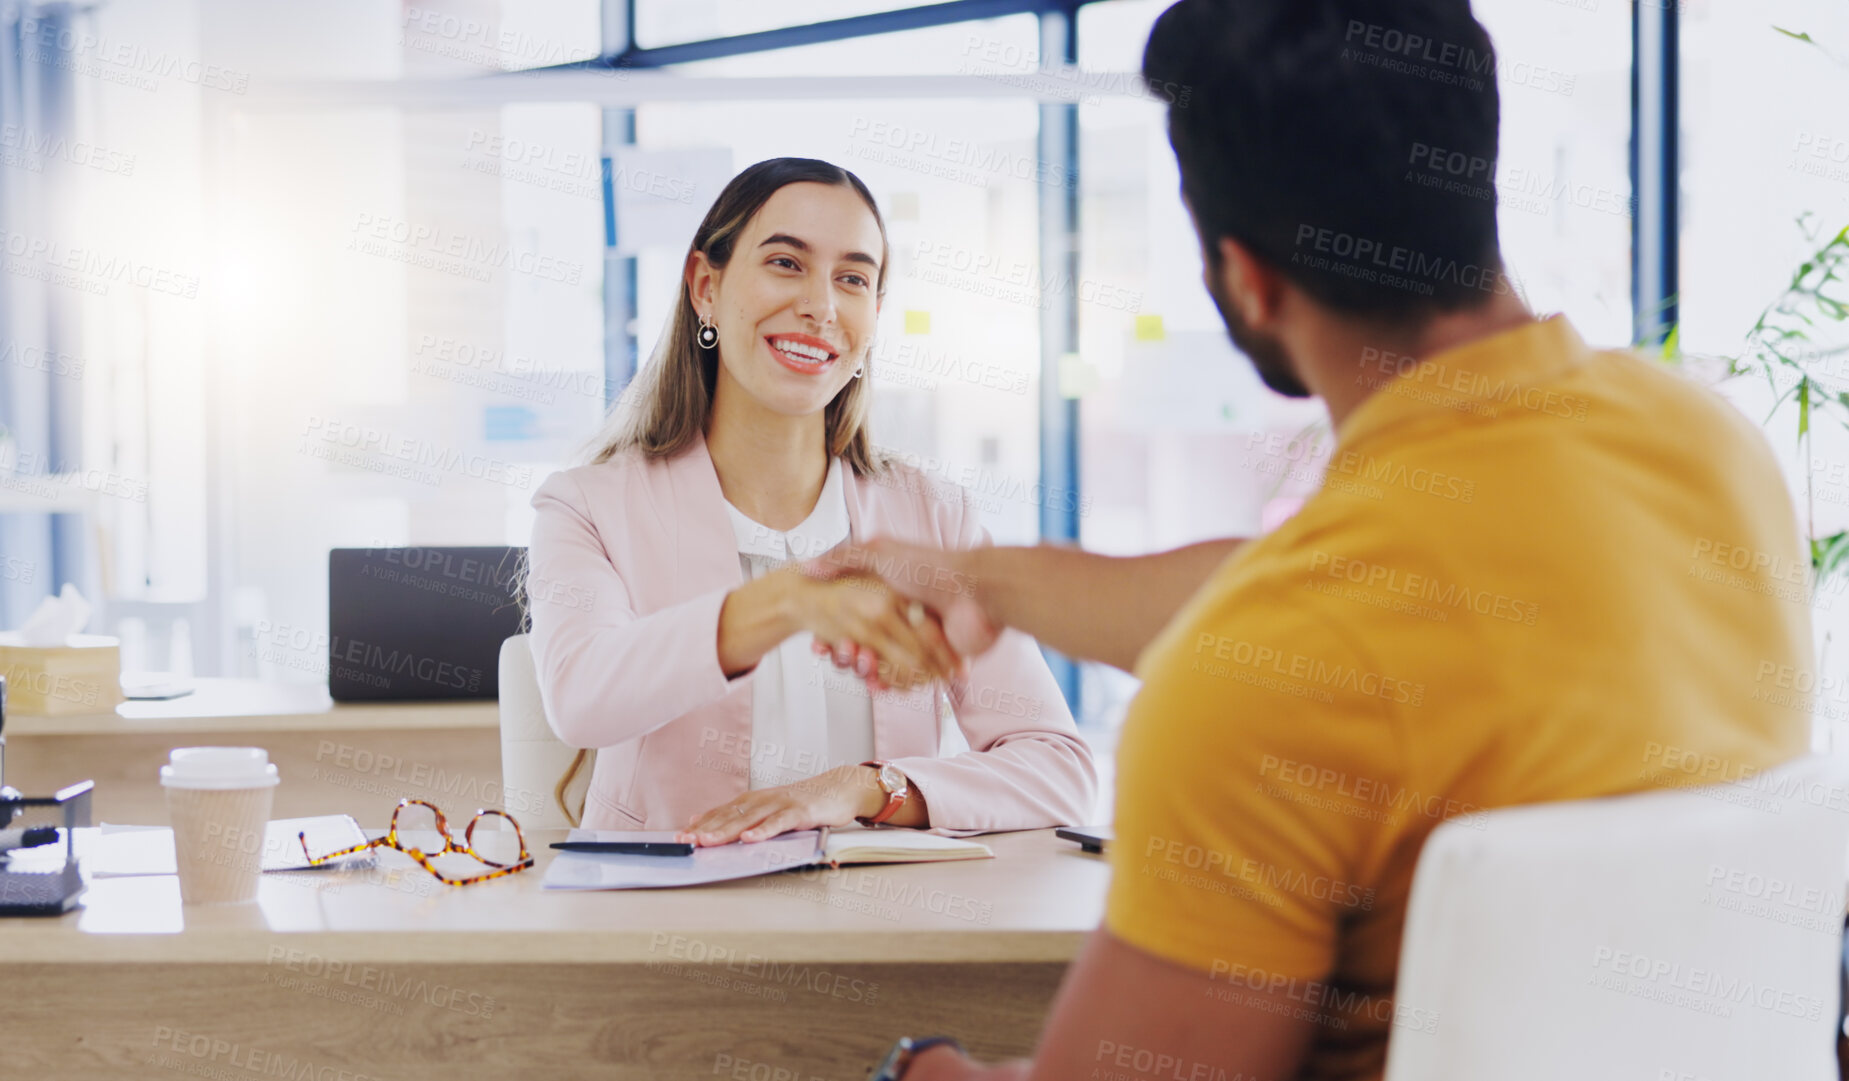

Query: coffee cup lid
[160,746,281,790]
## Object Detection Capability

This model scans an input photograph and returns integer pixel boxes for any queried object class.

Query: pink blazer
[525,432,1098,832]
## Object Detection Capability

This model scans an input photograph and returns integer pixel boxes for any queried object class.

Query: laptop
[327,547,525,701]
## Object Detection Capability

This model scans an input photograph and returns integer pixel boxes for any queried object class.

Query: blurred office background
[1,0,1845,730]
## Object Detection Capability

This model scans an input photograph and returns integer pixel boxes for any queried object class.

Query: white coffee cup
[160,747,280,904]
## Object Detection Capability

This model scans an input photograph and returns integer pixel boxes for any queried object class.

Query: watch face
[879,763,905,795]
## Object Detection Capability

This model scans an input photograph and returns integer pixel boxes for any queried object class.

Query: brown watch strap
[859,760,906,826]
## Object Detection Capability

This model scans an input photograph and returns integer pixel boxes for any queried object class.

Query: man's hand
[901,1045,1027,1081]
[675,764,889,846]
[785,566,963,689]
[807,538,1003,659]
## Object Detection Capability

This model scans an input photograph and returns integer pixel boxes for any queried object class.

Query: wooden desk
[4,828,1109,1080]
[6,679,505,825]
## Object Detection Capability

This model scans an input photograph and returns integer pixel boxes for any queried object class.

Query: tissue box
[0,633,124,715]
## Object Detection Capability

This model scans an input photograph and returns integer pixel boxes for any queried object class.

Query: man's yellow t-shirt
[1107,316,1811,1078]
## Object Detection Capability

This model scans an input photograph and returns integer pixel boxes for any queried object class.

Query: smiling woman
[523,158,1098,845]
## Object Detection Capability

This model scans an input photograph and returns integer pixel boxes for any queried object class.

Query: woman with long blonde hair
[525,157,1095,843]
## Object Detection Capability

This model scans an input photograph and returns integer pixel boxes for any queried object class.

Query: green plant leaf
[1776,26,1816,43]
[1814,530,1849,586]
[1740,219,1849,502]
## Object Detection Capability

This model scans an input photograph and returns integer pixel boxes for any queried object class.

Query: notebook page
[825,827,992,863]
[542,829,823,890]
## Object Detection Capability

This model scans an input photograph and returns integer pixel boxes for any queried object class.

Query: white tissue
[17,583,93,646]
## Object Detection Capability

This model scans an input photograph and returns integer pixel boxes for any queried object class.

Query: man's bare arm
[969,539,1244,672]
[906,927,1315,1081]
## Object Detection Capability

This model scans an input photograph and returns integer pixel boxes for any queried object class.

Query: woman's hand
[788,569,965,691]
[676,764,889,846]
[808,539,1002,659]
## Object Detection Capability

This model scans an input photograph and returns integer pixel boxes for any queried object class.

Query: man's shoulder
[1481,345,1787,496]
[1328,342,1793,559]
[1136,536,1417,725]
[1581,347,1771,444]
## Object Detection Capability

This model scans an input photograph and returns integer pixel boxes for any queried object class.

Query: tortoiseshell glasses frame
[298,798,533,886]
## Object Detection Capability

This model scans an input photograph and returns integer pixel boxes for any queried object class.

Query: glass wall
[1062,0,1639,727]
[1474,0,1634,348]
[13,0,606,675]
[219,100,604,682]
[29,0,1832,733]
[1683,0,1849,743]
[635,0,943,49]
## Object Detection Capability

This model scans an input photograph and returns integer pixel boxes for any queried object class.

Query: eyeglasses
[299,798,533,886]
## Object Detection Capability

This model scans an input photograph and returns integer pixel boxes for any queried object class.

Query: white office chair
[497,634,592,830]
[1385,753,1849,1081]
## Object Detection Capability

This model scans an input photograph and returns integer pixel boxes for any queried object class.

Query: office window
[1473,0,1634,348]
[38,1,606,678]
[1068,0,1637,728]
[25,0,1707,717]
[396,1,602,73]
[636,1,960,49]
[218,100,604,683]
[655,12,1041,78]
[1681,0,1849,455]
[1682,1,1849,743]
[28,1,1070,681]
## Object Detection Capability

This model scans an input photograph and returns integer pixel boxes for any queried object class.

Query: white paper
[87,825,176,876]
[542,829,823,891]
[87,816,375,876]
[17,583,92,645]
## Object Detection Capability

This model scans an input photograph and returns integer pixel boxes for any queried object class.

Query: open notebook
[541,827,991,891]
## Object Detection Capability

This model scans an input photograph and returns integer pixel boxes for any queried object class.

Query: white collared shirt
[724,457,876,790]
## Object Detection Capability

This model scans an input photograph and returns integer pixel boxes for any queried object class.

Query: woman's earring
[697,313,718,349]
[852,362,864,379]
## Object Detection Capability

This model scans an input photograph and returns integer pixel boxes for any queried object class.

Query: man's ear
[1214,236,1285,328]
[685,250,717,314]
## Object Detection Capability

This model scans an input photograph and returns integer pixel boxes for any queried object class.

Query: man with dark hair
[841,1,1809,1078]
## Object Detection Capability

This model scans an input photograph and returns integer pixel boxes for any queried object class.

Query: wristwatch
[870,1036,962,1081]
[857,760,909,826]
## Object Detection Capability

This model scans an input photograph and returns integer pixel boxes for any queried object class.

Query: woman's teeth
[771,339,832,363]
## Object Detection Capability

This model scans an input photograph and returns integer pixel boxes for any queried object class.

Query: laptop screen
[326,547,525,701]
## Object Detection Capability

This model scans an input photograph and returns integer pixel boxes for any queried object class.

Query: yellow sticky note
[904,310,931,335]
[1134,314,1166,342]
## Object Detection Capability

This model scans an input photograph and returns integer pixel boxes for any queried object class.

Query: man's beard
[1206,275,1312,399]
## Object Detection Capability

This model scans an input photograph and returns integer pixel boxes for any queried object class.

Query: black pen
[0,825,58,853]
[549,840,695,856]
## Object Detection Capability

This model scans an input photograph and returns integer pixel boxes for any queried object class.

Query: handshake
[789,538,1001,693]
